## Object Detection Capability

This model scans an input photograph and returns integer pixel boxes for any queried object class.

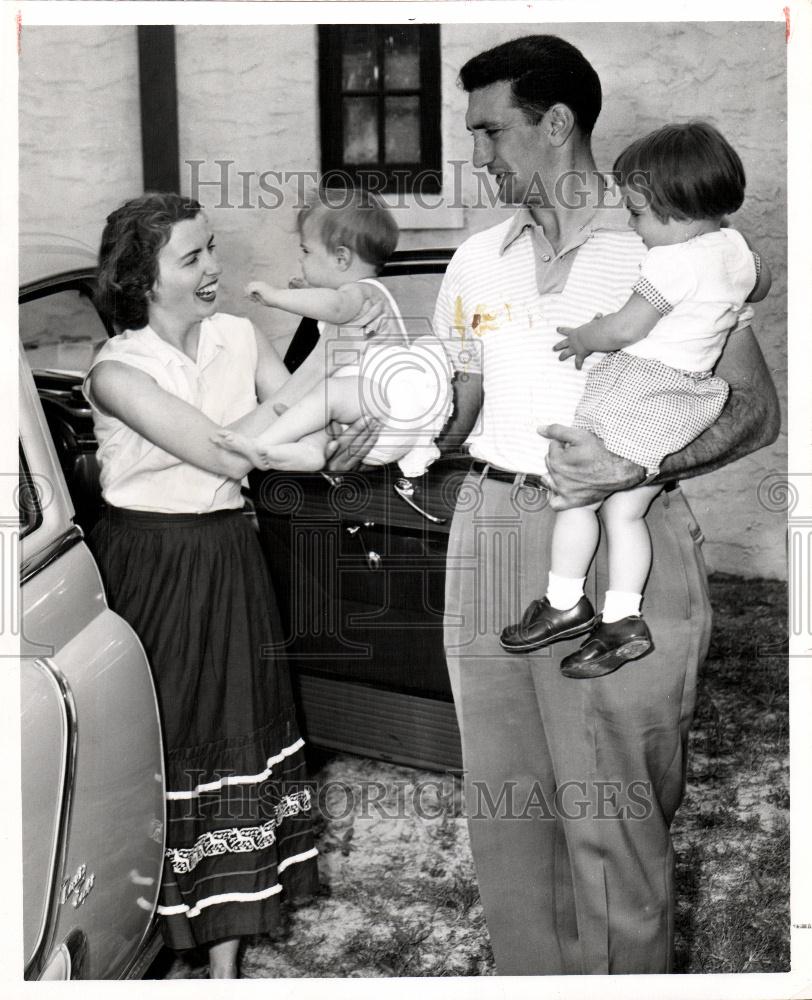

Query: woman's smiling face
[150,213,221,325]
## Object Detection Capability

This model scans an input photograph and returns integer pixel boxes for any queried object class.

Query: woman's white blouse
[84,313,258,513]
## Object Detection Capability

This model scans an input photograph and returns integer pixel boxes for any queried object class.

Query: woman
[85,192,324,978]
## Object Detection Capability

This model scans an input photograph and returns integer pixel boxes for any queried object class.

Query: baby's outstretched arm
[554,293,662,369]
[246,281,368,326]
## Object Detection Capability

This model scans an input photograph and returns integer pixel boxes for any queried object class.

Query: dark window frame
[19,445,43,539]
[318,25,442,196]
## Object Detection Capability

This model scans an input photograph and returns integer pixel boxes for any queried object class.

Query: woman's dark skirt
[88,505,318,950]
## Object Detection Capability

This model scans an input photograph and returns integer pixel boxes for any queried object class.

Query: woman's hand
[538,423,645,509]
[269,403,378,473]
[351,293,387,340]
[322,292,387,377]
[324,414,382,472]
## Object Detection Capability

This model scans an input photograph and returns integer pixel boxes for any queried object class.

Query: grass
[157,573,789,979]
[671,573,789,973]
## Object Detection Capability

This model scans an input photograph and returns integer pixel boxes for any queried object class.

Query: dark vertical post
[137,25,180,193]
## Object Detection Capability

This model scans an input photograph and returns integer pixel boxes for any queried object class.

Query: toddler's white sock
[546,573,586,611]
[601,590,642,623]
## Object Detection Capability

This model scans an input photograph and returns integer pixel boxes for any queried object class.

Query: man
[429,34,779,975]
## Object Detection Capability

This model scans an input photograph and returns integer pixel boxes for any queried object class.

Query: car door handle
[394,478,447,525]
[346,523,382,570]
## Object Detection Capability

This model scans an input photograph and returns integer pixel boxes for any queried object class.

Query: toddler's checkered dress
[570,230,760,474]
[573,349,729,474]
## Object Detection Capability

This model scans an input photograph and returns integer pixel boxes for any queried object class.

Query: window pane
[20,288,108,375]
[383,28,420,89]
[343,97,378,163]
[341,26,377,91]
[385,96,420,163]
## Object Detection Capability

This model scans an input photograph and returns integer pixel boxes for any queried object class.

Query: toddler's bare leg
[550,504,601,580]
[600,485,663,594]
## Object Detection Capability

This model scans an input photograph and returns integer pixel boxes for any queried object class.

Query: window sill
[380,193,465,231]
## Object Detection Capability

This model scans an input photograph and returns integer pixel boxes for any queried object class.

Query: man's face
[465,80,550,206]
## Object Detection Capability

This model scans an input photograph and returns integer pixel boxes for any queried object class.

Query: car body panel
[20,342,166,980]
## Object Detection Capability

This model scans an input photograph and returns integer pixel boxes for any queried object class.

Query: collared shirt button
[542,254,551,262]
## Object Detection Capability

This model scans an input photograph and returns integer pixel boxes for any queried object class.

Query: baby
[500,121,771,679]
[215,191,452,477]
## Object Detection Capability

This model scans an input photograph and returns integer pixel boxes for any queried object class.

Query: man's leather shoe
[560,615,653,679]
[500,596,597,653]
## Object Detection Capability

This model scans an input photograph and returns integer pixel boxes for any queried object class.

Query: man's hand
[324,414,382,472]
[538,423,644,509]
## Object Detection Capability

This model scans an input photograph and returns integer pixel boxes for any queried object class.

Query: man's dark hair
[96,192,203,331]
[614,121,746,222]
[459,34,602,136]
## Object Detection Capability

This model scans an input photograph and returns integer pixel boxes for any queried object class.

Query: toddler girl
[215,191,452,477]
[500,121,771,678]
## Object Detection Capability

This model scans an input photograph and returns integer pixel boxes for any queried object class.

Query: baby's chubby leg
[211,375,365,470]
[211,427,276,469]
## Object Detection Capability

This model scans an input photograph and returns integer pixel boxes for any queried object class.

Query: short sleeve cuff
[632,277,674,317]
[731,304,754,335]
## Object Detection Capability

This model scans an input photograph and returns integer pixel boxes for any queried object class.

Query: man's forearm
[657,328,781,481]
[658,384,779,481]
[435,372,482,455]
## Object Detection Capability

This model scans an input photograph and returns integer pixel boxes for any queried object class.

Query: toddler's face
[298,216,345,289]
[623,188,700,249]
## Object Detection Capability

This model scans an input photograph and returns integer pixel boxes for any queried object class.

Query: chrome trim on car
[118,919,164,981]
[24,658,79,982]
[394,478,447,525]
[379,248,454,277]
[21,525,84,587]
[19,269,96,302]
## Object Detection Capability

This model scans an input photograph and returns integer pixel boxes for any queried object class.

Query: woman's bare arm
[89,361,264,479]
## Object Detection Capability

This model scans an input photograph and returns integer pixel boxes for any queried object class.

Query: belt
[469,459,547,490]
[470,458,678,494]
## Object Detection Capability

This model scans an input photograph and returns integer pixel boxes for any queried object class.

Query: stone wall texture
[18,21,788,579]
[18,26,142,251]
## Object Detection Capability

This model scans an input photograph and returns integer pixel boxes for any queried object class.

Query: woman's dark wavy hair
[458,34,602,136]
[613,121,746,222]
[95,192,203,330]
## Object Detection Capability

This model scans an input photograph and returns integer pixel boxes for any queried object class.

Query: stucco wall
[175,25,321,348]
[18,25,142,252]
[17,21,788,579]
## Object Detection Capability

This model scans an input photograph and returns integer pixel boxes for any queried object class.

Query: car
[19,240,166,980]
[250,250,467,773]
[19,241,464,806]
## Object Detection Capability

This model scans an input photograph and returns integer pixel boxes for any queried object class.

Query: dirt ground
[156,575,789,979]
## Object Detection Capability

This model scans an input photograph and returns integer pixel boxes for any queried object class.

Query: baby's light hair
[298,189,399,273]
[614,121,746,223]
